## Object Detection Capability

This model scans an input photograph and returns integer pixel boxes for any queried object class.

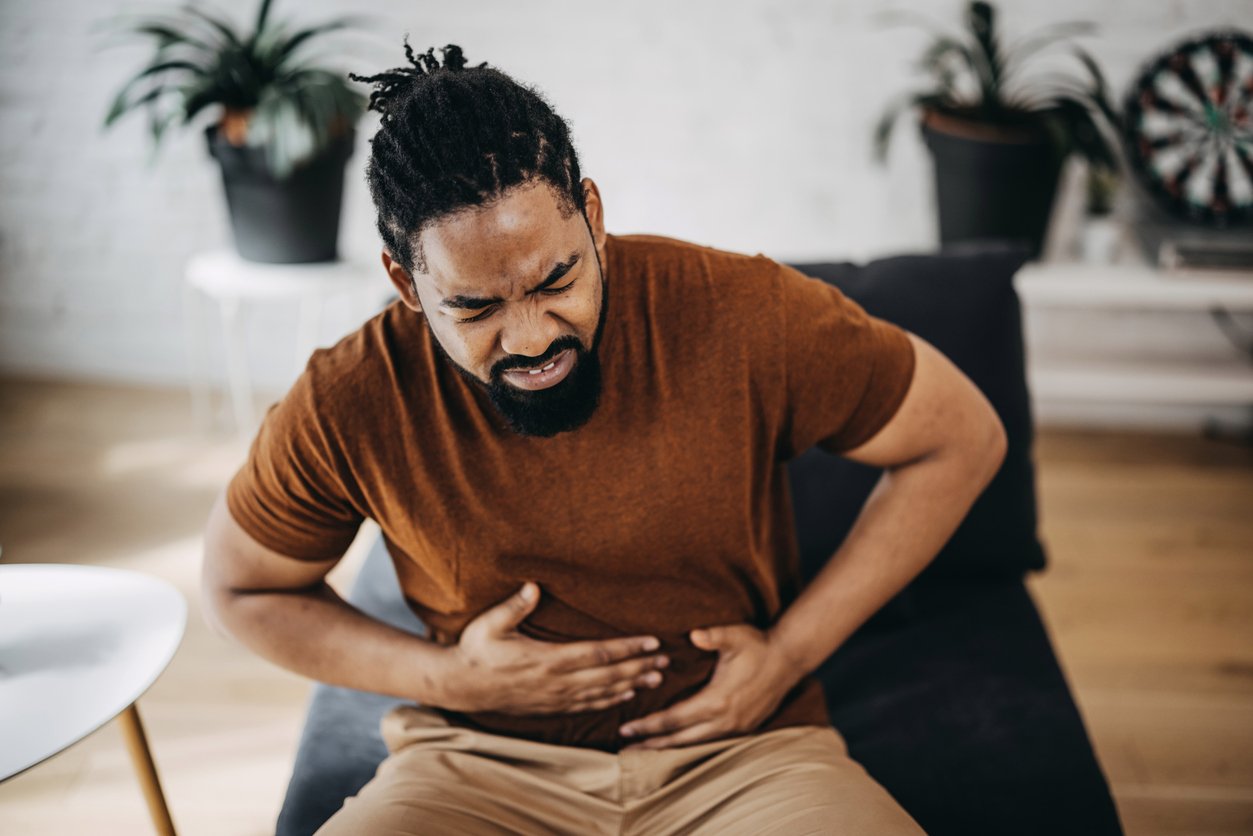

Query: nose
[498,302,562,362]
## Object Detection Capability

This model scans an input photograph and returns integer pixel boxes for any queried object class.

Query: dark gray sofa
[274,248,1125,835]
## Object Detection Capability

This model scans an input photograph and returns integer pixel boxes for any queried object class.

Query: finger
[625,721,725,751]
[561,654,669,692]
[547,635,662,673]
[689,625,739,651]
[572,669,665,703]
[618,694,713,739]
[566,689,636,714]
[476,582,540,636]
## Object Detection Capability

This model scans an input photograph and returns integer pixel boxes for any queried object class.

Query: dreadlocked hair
[349,41,586,275]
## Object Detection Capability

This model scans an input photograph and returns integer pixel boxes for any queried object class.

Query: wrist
[765,626,815,685]
[413,641,467,710]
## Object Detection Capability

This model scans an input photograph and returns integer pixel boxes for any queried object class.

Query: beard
[425,265,609,439]
[485,329,604,438]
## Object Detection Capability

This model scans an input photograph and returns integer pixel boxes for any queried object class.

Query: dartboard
[1123,30,1253,227]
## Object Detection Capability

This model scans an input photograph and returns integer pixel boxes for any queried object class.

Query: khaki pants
[317,704,925,835]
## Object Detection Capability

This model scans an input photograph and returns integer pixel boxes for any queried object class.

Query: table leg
[118,703,177,836]
[219,296,255,436]
[295,292,323,374]
[183,283,213,434]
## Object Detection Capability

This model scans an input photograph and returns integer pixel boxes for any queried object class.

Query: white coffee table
[0,564,186,835]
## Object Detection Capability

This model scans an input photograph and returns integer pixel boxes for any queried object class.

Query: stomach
[432,629,721,751]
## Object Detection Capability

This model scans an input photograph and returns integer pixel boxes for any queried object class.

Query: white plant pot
[1080,216,1122,264]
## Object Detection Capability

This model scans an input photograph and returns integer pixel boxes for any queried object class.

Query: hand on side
[617,624,804,749]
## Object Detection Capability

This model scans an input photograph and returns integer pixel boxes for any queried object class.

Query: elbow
[199,491,258,642]
[199,537,248,642]
[200,558,234,640]
[978,409,1009,486]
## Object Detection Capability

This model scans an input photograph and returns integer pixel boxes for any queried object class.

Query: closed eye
[456,278,577,324]
[541,278,577,296]
[458,307,496,324]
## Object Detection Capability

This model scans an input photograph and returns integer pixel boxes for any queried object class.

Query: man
[203,44,1007,834]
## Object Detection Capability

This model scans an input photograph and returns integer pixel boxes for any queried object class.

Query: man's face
[382,178,610,437]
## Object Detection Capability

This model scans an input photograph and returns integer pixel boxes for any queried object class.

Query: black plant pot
[206,125,354,264]
[921,116,1064,259]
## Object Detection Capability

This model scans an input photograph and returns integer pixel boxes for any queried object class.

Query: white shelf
[1027,360,1253,405]
[1014,259,1253,410]
[1015,261,1253,311]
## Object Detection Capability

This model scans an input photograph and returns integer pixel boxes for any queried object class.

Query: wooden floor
[0,376,1250,835]
[1029,430,1253,834]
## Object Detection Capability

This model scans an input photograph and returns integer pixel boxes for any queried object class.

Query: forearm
[205,580,455,705]
[768,437,1004,676]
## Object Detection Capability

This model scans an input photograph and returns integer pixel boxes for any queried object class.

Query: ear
[381,249,423,313]
[581,178,607,266]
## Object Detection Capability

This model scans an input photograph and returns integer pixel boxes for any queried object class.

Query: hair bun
[440,44,469,71]
[348,39,486,117]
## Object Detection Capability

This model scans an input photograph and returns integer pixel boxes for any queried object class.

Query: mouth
[501,348,576,391]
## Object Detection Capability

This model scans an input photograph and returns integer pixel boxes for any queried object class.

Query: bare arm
[201,493,671,713]
[767,331,1008,673]
[201,492,459,703]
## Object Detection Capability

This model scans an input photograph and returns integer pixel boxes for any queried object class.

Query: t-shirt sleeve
[225,365,365,561]
[776,263,916,459]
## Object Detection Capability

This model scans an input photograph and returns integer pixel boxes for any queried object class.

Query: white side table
[184,250,386,436]
[0,564,187,835]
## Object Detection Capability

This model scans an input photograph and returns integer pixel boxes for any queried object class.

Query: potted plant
[874,1,1122,257]
[1081,164,1123,263]
[101,0,367,263]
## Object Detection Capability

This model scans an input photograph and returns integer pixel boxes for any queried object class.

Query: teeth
[526,360,557,375]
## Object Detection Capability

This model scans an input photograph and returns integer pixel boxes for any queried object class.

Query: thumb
[480,582,540,635]
[690,625,736,651]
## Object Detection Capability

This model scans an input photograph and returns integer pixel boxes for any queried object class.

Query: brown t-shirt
[227,233,916,751]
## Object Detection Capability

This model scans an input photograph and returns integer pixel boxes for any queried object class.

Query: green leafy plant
[100,0,367,178]
[1085,164,1121,216]
[873,1,1121,174]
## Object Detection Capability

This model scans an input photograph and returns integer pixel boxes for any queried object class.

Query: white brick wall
[1,0,1248,427]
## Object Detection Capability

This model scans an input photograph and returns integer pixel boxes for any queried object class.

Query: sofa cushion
[787,248,1045,583]
[820,579,1122,835]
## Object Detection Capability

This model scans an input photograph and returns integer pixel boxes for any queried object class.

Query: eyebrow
[440,251,582,311]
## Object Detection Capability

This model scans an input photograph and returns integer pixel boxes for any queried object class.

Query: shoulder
[607,233,787,310]
[609,233,777,278]
[288,299,412,432]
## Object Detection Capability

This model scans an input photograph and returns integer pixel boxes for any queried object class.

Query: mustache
[492,335,584,376]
